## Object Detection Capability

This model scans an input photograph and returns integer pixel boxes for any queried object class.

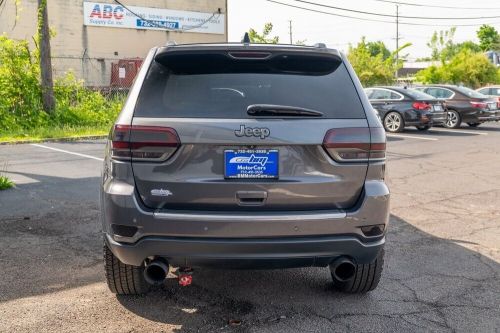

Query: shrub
[0,35,124,136]
[416,49,499,88]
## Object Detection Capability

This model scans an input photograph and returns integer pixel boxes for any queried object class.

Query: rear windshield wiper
[247,104,324,117]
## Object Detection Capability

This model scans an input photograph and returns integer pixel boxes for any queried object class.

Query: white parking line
[386,134,439,141]
[429,128,488,135]
[31,143,104,161]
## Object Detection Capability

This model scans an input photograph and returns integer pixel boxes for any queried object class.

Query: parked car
[414,85,500,128]
[364,86,446,133]
[476,86,500,109]
[101,42,389,295]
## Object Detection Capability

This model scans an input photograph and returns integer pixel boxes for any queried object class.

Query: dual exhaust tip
[145,257,357,285]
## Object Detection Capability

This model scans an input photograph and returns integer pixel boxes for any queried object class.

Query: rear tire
[416,125,431,131]
[444,110,461,128]
[330,248,384,293]
[384,112,405,133]
[104,243,150,295]
[467,122,481,127]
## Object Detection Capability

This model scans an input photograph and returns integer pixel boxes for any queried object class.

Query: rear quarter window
[134,59,366,119]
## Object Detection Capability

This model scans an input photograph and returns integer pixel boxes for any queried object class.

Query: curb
[0,135,108,145]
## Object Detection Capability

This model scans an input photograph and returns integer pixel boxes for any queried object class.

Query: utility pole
[288,20,293,44]
[395,4,399,80]
[38,0,55,113]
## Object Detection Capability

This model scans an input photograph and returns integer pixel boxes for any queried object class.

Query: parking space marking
[31,143,104,161]
[429,128,488,135]
[386,134,439,141]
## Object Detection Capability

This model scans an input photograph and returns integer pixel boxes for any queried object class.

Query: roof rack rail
[313,43,327,48]
[166,41,177,46]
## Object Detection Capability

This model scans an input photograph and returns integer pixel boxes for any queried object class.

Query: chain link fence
[51,56,143,100]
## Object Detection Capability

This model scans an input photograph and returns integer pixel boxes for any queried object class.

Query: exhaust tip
[331,258,356,282]
[144,258,169,285]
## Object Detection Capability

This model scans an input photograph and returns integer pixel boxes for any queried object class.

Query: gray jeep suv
[101,42,389,295]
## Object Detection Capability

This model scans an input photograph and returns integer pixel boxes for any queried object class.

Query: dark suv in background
[415,85,500,128]
[365,86,446,132]
[101,42,389,295]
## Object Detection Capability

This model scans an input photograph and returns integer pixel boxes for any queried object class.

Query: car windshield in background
[455,86,487,98]
[134,61,365,119]
[404,89,436,100]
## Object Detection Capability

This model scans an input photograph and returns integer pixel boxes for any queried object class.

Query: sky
[227,0,500,60]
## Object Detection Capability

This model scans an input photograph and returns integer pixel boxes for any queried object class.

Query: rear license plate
[433,105,443,111]
[488,103,497,110]
[224,149,279,179]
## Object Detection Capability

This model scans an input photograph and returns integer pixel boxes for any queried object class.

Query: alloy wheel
[445,111,459,128]
[384,113,402,132]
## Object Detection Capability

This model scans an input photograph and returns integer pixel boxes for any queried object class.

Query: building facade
[0,0,227,86]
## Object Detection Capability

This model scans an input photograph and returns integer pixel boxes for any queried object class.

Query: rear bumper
[464,110,500,123]
[105,233,385,267]
[477,114,500,122]
[101,179,390,268]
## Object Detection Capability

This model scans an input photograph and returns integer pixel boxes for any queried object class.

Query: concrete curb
[0,135,108,145]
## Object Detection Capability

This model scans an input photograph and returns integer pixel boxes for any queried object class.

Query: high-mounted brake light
[412,101,431,110]
[228,51,272,59]
[323,127,386,163]
[111,125,180,161]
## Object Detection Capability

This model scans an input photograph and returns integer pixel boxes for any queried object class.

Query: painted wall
[0,0,227,85]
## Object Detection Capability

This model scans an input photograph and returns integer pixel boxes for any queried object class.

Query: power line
[290,0,500,20]
[371,0,500,10]
[266,0,500,27]
[113,0,221,32]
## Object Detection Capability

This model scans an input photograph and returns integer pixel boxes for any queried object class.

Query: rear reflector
[360,224,385,237]
[111,125,180,161]
[323,127,386,162]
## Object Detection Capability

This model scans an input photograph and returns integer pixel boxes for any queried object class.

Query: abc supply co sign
[83,2,224,34]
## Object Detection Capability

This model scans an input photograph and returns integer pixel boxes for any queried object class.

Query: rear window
[134,56,365,119]
[455,86,485,98]
[404,89,436,100]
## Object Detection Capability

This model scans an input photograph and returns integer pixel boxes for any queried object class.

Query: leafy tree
[440,40,482,61]
[427,27,456,61]
[477,24,500,51]
[419,28,482,62]
[248,23,279,44]
[366,41,391,60]
[347,37,410,86]
[416,49,499,88]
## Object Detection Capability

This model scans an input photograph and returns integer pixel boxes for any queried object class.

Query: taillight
[412,101,431,110]
[111,124,180,161]
[496,97,500,109]
[470,101,488,109]
[323,127,386,163]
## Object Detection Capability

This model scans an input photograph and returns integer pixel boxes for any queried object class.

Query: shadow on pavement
[117,215,500,332]
[0,171,102,303]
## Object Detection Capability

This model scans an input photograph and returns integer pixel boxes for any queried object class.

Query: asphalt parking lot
[1,124,499,333]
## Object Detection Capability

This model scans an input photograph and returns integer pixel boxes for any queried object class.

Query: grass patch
[0,162,14,190]
[0,35,123,144]
[0,124,111,143]
[0,175,14,190]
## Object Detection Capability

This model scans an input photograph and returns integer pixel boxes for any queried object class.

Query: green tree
[477,24,500,51]
[347,37,410,86]
[419,28,481,62]
[366,41,391,60]
[427,27,456,61]
[248,23,279,44]
[416,49,499,88]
